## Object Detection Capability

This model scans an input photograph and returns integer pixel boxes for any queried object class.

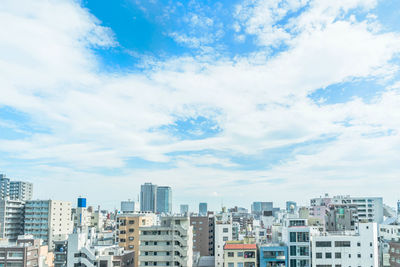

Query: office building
[121,200,136,213]
[156,186,172,214]
[0,235,53,267]
[199,203,208,216]
[181,204,189,215]
[24,200,72,247]
[139,215,193,267]
[140,183,157,212]
[325,203,358,232]
[0,199,25,241]
[251,202,273,217]
[190,214,214,256]
[224,241,257,267]
[259,245,288,267]
[311,223,379,267]
[117,213,155,267]
[214,212,233,267]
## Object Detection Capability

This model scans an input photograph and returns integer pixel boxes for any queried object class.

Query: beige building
[223,241,257,267]
[117,213,155,267]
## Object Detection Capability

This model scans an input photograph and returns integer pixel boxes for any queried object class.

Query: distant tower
[156,186,172,214]
[199,202,208,216]
[140,183,157,212]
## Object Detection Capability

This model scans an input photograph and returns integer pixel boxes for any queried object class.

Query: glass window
[335,252,341,259]
[228,263,234,267]
[316,253,322,259]
[325,252,332,259]
[228,252,234,257]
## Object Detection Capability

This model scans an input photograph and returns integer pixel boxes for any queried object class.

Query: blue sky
[1,0,400,211]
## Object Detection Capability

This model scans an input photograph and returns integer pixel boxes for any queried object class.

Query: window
[223,228,229,233]
[237,252,243,257]
[223,237,228,241]
[335,252,341,259]
[290,246,296,256]
[325,252,332,259]
[316,253,322,259]
[316,241,332,247]
[358,254,361,258]
[335,241,350,247]
[228,263,234,267]
[228,252,234,257]
[129,229,134,233]
[237,263,243,267]
[357,242,361,247]
[290,232,296,242]
[129,220,135,224]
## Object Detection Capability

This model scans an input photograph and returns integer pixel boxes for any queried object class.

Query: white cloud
[0,0,400,209]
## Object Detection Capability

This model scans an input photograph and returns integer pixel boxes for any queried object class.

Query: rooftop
[224,243,257,250]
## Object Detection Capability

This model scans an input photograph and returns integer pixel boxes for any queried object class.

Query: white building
[67,228,134,267]
[311,195,383,223]
[10,181,33,201]
[214,212,233,267]
[311,223,379,267]
[0,199,25,241]
[24,200,73,247]
[139,215,193,267]
[282,218,319,267]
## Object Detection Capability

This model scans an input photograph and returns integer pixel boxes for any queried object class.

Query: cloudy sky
[1,0,400,211]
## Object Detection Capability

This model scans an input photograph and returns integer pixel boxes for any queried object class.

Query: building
[0,199,25,241]
[0,174,33,201]
[282,218,314,267]
[286,201,297,214]
[214,212,233,267]
[54,239,68,267]
[117,213,155,267]
[251,202,273,217]
[190,215,214,256]
[223,241,257,267]
[0,235,53,267]
[67,228,134,267]
[156,186,172,214]
[181,204,189,215]
[311,223,379,267]
[389,242,400,266]
[311,194,384,223]
[24,200,72,247]
[325,203,358,232]
[141,183,158,212]
[121,201,136,213]
[259,245,288,267]
[73,197,91,229]
[139,215,193,267]
[10,181,33,201]
[199,203,208,216]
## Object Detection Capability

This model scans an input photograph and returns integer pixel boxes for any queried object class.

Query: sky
[1,0,400,212]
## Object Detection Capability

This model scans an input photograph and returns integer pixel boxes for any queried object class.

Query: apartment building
[223,241,257,267]
[282,218,316,267]
[311,223,379,267]
[117,213,155,267]
[259,245,288,267]
[190,214,214,256]
[325,204,358,232]
[67,228,134,267]
[0,235,53,267]
[215,212,233,267]
[311,194,383,223]
[24,200,72,247]
[389,242,400,266]
[0,174,33,201]
[0,199,25,241]
[139,215,193,267]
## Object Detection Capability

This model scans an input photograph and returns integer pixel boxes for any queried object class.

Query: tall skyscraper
[156,186,172,214]
[180,204,189,214]
[199,202,208,215]
[140,183,157,212]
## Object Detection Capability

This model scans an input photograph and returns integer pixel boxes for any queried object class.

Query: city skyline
[1,0,400,210]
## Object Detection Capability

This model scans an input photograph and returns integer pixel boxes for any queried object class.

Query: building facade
[139,215,193,267]
[0,199,25,241]
[215,212,233,267]
[24,200,72,247]
[190,215,214,257]
[199,203,208,216]
[223,241,257,267]
[141,183,158,212]
[117,213,155,267]
[259,245,288,267]
[156,186,172,214]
